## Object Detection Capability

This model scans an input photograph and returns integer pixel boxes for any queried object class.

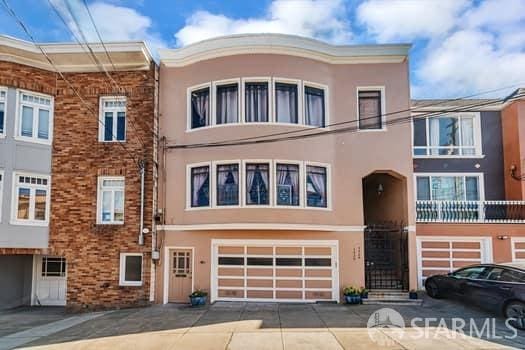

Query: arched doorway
[362,171,409,290]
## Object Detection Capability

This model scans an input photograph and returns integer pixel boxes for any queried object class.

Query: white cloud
[175,0,351,46]
[356,0,468,42]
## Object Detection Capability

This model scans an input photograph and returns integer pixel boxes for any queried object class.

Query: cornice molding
[158,223,366,232]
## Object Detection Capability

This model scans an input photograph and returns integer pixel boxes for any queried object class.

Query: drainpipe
[139,159,145,246]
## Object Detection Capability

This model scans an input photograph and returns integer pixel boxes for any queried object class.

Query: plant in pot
[409,289,418,300]
[189,289,208,306]
[343,286,363,305]
[360,287,369,299]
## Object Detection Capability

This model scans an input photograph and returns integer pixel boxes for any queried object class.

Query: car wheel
[504,301,525,330]
[425,279,441,298]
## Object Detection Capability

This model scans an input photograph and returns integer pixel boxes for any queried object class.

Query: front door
[168,249,193,303]
[33,256,67,306]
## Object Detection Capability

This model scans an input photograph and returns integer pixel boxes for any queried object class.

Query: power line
[1,0,140,163]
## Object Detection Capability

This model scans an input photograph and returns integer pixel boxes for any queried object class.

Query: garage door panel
[247,268,273,277]
[276,268,302,277]
[452,242,480,249]
[276,247,302,255]
[306,291,331,300]
[247,279,273,288]
[422,251,449,258]
[422,260,450,268]
[247,290,273,299]
[422,269,449,277]
[276,280,302,288]
[247,247,273,255]
[422,241,450,249]
[305,280,331,289]
[513,239,525,262]
[304,247,331,255]
[218,246,244,254]
[452,251,480,259]
[219,279,244,287]
[452,260,477,268]
[218,289,243,298]
[276,290,302,299]
[305,269,332,277]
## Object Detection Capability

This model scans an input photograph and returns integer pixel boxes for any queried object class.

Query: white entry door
[33,256,67,306]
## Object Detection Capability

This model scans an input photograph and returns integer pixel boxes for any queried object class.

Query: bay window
[306,165,327,208]
[246,163,270,205]
[358,89,383,130]
[12,173,50,225]
[245,82,269,123]
[191,87,210,129]
[99,97,126,142]
[276,163,299,206]
[216,83,239,124]
[275,82,298,124]
[416,175,481,201]
[190,165,210,207]
[17,91,53,143]
[304,86,325,127]
[216,163,239,206]
[97,177,125,224]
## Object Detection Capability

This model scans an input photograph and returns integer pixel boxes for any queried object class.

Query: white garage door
[33,256,67,306]
[211,240,339,303]
[512,238,525,262]
[416,237,492,288]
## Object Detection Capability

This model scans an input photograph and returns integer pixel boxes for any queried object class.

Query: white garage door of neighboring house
[416,237,492,288]
[33,256,67,306]
[512,238,525,262]
[211,240,339,303]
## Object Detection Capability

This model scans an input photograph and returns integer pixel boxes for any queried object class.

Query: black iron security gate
[364,224,409,290]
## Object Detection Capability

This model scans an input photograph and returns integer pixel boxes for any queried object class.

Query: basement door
[33,256,67,306]
[211,239,339,303]
[168,249,193,302]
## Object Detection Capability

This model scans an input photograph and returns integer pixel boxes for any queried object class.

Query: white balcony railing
[416,200,525,223]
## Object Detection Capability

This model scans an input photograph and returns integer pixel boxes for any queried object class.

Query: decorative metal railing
[416,200,525,223]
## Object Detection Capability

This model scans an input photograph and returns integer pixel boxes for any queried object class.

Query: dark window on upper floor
[191,87,210,129]
[245,82,269,123]
[304,86,325,127]
[216,164,239,206]
[216,83,238,124]
[191,166,210,207]
[275,83,298,124]
[246,163,270,205]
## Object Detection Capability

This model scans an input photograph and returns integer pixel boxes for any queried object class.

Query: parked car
[425,262,525,330]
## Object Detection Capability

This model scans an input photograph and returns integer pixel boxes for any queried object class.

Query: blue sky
[1,0,524,98]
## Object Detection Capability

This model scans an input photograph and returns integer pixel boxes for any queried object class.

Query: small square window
[120,253,143,286]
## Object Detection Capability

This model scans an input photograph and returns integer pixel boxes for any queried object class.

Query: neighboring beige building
[156,34,415,303]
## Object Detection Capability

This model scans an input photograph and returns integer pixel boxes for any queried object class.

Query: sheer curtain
[277,164,299,205]
[192,167,209,207]
[275,83,298,123]
[246,165,256,204]
[216,84,238,124]
[429,117,440,155]
[305,87,325,127]
[461,116,475,155]
[307,166,327,207]
[217,164,239,205]
[245,83,268,122]
[191,88,209,128]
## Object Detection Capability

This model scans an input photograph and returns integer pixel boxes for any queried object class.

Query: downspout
[139,159,145,246]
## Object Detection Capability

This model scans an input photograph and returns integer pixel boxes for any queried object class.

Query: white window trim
[412,112,483,158]
[186,161,212,210]
[303,81,329,128]
[96,176,125,225]
[10,171,51,227]
[0,86,7,138]
[413,172,485,202]
[242,159,274,208]
[119,253,143,286]
[98,96,127,142]
[241,77,273,123]
[511,237,525,262]
[0,169,4,222]
[213,159,242,208]
[212,78,242,127]
[273,77,303,126]
[14,89,54,145]
[273,159,304,209]
[304,161,332,210]
[356,86,386,132]
[186,82,212,132]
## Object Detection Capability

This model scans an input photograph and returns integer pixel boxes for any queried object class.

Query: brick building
[0,35,158,309]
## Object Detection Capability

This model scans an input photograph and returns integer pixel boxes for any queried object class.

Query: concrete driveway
[1,296,524,349]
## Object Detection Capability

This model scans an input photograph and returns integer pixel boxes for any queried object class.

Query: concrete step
[362,298,423,306]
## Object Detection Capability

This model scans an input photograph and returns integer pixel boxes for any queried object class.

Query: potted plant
[189,289,208,306]
[360,287,369,299]
[409,289,418,300]
[343,286,363,305]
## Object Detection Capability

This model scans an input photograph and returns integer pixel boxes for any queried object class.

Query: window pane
[0,102,4,134]
[413,119,427,147]
[246,163,269,205]
[465,177,479,200]
[21,105,33,137]
[429,116,460,155]
[104,112,113,141]
[124,255,142,282]
[416,177,431,200]
[453,266,486,279]
[431,176,464,201]
[247,257,273,266]
[17,188,30,219]
[191,166,209,207]
[276,163,299,206]
[114,190,124,222]
[191,88,209,129]
[116,111,126,141]
[102,191,112,222]
[275,83,298,124]
[103,179,124,187]
[276,258,302,266]
[34,189,47,221]
[499,269,525,283]
[306,166,327,208]
[305,258,331,267]
[218,257,244,265]
[37,109,49,139]
[216,84,238,124]
[358,91,382,129]
[245,82,268,122]
[304,86,325,127]
[216,164,239,206]
[43,257,65,277]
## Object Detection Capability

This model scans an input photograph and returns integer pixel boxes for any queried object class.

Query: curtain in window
[305,86,325,127]
[461,117,475,155]
[217,164,239,205]
[416,177,431,200]
[276,164,299,205]
[275,83,298,124]
[102,190,112,222]
[245,82,268,122]
[429,117,440,155]
[191,88,210,128]
[114,190,124,221]
[358,91,381,129]
[306,166,327,207]
[21,105,33,137]
[246,164,269,205]
[38,109,49,140]
[191,166,209,207]
[216,84,238,124]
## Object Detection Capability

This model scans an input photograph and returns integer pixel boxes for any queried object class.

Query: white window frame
[273,160,304,208]
[511,237,525,262]
[413,112,483,158]
[273,77,303,126]
[356,86,386,132]
[304,161,332,210]
[303,81,329,128]
[213,160,242,208]
[212,78,242,126]
[97,176,125,225]
[414,172,485,202]
[10,172,51,226]
[186,162,212,210]
[119,253,143,286]
[15,89,54,145]
[242,159,274,208]
[241,77,273,123]
[0,169,4,222]
[187,82,212,132]
[41,256,67,278]
[0,87,7,138]
[99,96,127,142]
